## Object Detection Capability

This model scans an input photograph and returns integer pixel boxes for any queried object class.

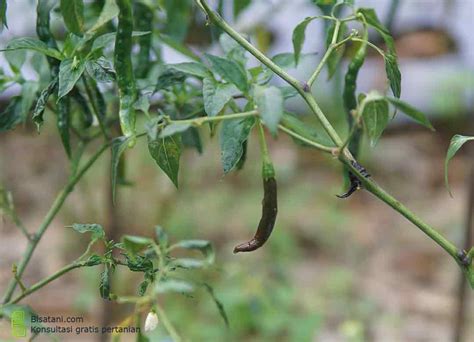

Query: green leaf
[326,21,347,80]
[148,135,182,188]
[122,235,154,255]
[19,82,39,121]
[163,0,192,42]
[280,112,329,147]
[203,77,239,117]
[155,279,194,294]
[155,68,186,90]
[233,0,251,19]
[99,266,111,299]
[125,254,154,272]
[32,78,57,130]
[88,0,118,33]
[166,62,212,79]
[71,223,105,240]
[292,17,316,65]
[85,58,115,83]
[172,239,215,264]
[58,57,86,99]
[386,97,434,130]
[138,280,149,296]
[357,8,401,98]
[5,49,26,73]
[2,37,63,60]
[255,85,284,135]
[160,123,191,138]
[0,0,7,29]
[205,54,248,92]
[220,116,256,174]
[360,92,390,147]
[384,54,401,98]
[84,254,103,266]
[111,136,130,203]
[0,97,21,132]
[182,127,203,154]
[60,0,84,35]
[444,135,474,196]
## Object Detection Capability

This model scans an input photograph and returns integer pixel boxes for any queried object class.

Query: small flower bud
[144,311,159,332]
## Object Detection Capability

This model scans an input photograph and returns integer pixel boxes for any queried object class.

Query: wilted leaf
[166,62,211,79]
[292,16,317,65]
[159,123,191,138]
[122,235,154,255]
[171,239,215,264]
[71,223,105,240]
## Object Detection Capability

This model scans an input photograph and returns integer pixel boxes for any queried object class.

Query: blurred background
[1,0,473,341]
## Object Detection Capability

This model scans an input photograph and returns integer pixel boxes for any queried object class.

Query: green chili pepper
[134,2,153,79]
[115,0,137,146]
[71,89,93,128]
[37,0,73,158]
[339,34,368,198]
[57,97,71,157]
[343,37,367,156]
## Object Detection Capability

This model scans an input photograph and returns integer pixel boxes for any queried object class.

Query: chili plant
[0,0,473,340]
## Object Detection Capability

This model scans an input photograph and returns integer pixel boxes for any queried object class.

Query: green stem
[278,125,334,153]
[257,122,271,164]
[169,110,258,126]
[196,0,471,282]
[351,37,385,57]
[7,261,98,305]
[342,157,458,258]
[307,20,341,86]
[155,305,182,342]
[196,0,301,90]
[1,142,111,304]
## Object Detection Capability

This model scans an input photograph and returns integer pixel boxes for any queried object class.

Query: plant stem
[7,261,98,305]
[155,305,182,342]
[257,122,272,167]
[342,157,458,258]
[1,142,110,304]
[307,20,341,86]
[351,37,385,57]
[196,0,473,284]
[278,125,334,153]
[169,110,258,126]
[196,0,301,90]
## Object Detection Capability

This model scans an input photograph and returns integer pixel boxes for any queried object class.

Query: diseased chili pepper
[134,2,153,79]
[234,176,278,253]
[234,133,278,253]
[115,0,137,146]
[339,32,368,198]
